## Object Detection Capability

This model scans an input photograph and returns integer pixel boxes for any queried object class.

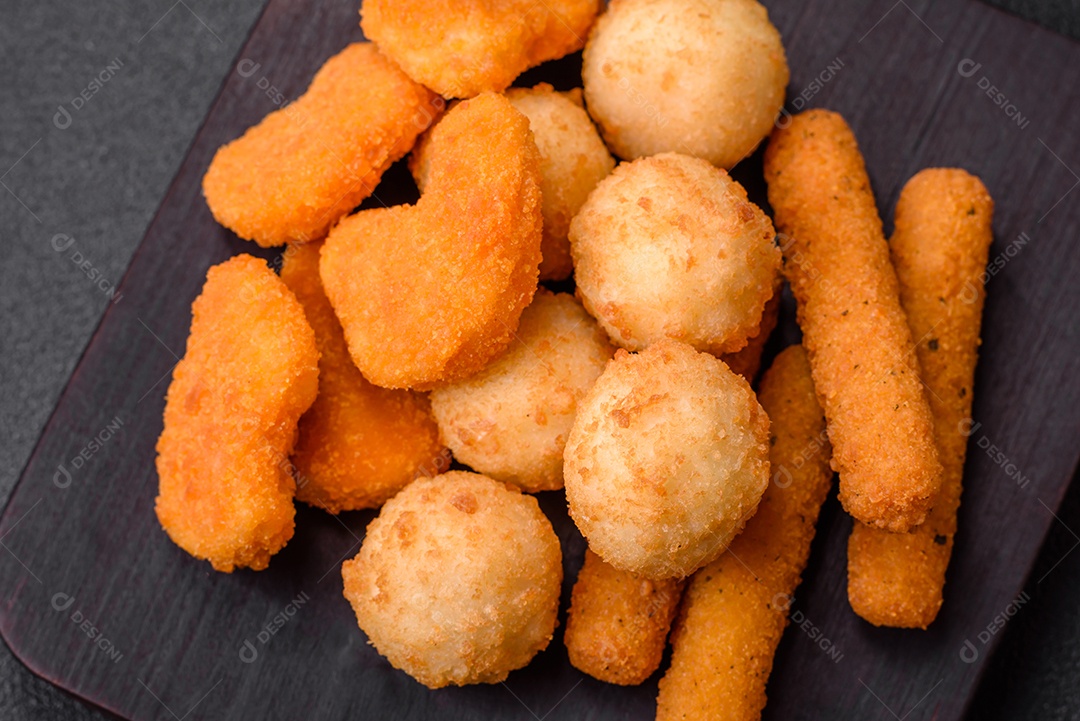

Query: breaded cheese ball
[582,0,788,168]
[342,472,562,688]
[430,291,613,493]
[569,153,780,355]
[564,340,770,579]
[506,85,616,280]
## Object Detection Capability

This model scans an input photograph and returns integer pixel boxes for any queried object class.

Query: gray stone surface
[1,1,1077,719]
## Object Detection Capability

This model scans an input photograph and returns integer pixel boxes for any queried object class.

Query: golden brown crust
[361,0,601,98]
[847,168,994,628]
[656,345,833,721]
[320,93,543,389]
[203,43,441,247]
[720,284,781,384]
[564,550,683,685]
[279,240,446,513]
[763,109,942,532]
[154,255,319,572]
[341,472,562,688]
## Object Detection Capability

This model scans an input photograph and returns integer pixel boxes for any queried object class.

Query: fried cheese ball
[320,93,543,389]
[279,240,445,513]
[430,291,613,493]
[582,0,788,168]
[569,153,781,355]
[764,109,943,532]
[361,0,601,98]
[564,339,771,579]
[506,84,616,280]
[203,43,441,247]
[720,285,780,383]
[155,255,319,572]
[564,550,684,685]
[848,169,994,628]
[656,345,834,721]
[342,471,562,688]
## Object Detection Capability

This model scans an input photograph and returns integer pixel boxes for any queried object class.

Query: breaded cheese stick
[848,168,994,628]
[656,345,833,721]
[763,109,942,532]
[564,550,684,685]
[279,240,445,513]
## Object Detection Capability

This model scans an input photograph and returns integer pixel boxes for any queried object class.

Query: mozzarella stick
[763,109,942,532]
[847,168,994,628]
[656,345,833,721]
[564,550,684,685]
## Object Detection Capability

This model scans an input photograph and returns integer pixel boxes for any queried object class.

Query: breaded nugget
[583,0,788,168]
[656,345,833,721]
[763,109,943,532]
[278,240,445,513]
[320,93,543,389]
[564,550,684,685]
[430,291,613,493]
[506,84,616,280]
[203,43,441,247]
[848,169,994,628]
[721,285,781,383]
[564,339,771,579]
[342,471,562,688]
[361,0,601,98]
[570,153,781,355]
[155,255,319,572]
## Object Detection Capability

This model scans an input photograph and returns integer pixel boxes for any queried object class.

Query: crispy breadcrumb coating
[763,109,943,532]
[848,168,994,628]
[155,255,319,572]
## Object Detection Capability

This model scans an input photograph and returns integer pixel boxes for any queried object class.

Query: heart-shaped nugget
[320,93,543,390]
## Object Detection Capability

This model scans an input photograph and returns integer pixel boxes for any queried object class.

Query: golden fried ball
[505,84,615,280]
[582,0,789,169]
[564,340,771,579]
[430,291,613,493]
[341,471,563,688]
[569,153,781,355]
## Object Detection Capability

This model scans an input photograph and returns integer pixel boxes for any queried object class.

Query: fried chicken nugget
[361,0,601,98]
[506,85,616,280]
[278,240,445,513]
[848,169,994,628]
[320,93,543,389]
[155,255,319,572]
[342,471,562,688]
[763,109,942,532]
[203,43,442,247]
[656,345,833,721]
[564,550,684,685]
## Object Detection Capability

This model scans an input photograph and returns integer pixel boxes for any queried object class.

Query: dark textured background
[1,1,1077,719]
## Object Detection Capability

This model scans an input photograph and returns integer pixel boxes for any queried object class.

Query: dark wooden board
[3,0,1080,719]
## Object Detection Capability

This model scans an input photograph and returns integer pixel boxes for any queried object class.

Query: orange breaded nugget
[720,285,781,384]
[763,109,943,532]
[279,241,445,513]
[564,550,683,685]
[155,255,319,572]
[656,345,833,721]
[848,169,994,628]
[361,0,601,98]
[320,93,543,390]
[203,43,442,247]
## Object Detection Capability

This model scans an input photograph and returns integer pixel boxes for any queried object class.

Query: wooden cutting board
[2,0,1079,719]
